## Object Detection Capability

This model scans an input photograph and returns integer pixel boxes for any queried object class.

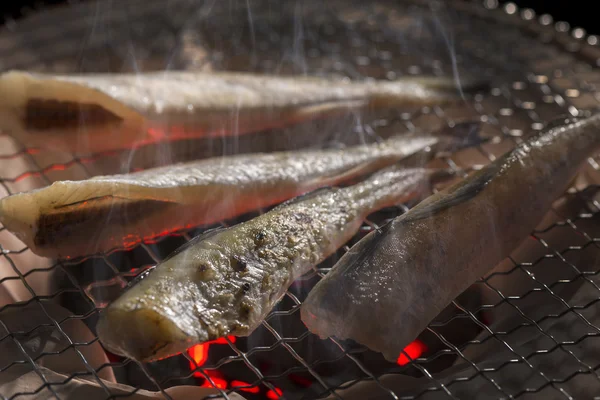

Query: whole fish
[0,70,484,153]
[300,113,600,363]
[0,122,481,259]
[96,165,455,362]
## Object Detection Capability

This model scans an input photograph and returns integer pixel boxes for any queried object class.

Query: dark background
[508,0,593,33]
[0,0,595,35]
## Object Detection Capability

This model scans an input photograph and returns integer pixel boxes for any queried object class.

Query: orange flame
[397,339,427,366]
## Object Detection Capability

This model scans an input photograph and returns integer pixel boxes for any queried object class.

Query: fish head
[96,228,262,362]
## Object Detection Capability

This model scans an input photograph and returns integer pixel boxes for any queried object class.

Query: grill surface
[1,0,600,399]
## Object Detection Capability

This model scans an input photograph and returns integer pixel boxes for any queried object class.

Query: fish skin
[300,113,600,363]
[95,165,455,362]
[0,70,485,153]
[0,122,482,259]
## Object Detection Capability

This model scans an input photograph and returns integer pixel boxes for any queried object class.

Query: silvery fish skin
[300,113,600,362]
[96,165,453,362]
[0,70,484,153]
[0,122,481,259]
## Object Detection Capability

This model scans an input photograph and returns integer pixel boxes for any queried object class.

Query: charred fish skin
[95,165,455,362]
[0,70,486,153]
[300,114,600,363]
[0,122,482,260]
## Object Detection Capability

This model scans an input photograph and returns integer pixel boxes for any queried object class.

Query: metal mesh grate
[1,0,600,399]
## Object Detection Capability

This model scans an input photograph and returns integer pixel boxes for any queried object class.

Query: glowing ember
[200,370,228,390]
[266,387,283,399]
[208,336,236,345]
[397,339,427,366]
[187,336,237,378]
[231,380,260,394]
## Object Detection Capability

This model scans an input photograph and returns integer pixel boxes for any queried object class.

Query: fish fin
[159,226,227,265]
[401,163,500,223]
[272,187,336,210]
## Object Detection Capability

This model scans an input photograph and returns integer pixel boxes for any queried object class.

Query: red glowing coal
[397,339,427,366]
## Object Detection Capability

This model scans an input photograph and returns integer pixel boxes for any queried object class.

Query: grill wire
[2,0,600,399]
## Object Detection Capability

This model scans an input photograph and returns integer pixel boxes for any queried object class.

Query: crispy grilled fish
[96,165,455,362]
[0,70,484,153]
[0,122,481,259]
[300,113,600,362]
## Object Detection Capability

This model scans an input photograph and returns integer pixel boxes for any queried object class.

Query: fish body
[0,70,483,153]
[0,122,481,259]
[300,114,600,362]
[96,165,452,362]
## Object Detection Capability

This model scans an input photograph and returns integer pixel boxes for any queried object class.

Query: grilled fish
[96,165,455,362]
[0,70,484,153]
[0,122,481,259]
[300,113,600,362]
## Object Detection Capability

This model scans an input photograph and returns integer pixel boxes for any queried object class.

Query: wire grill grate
[1,0,600,399]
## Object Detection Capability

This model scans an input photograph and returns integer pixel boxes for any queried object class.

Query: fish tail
[404,75,490,93]
[368,75,489,107]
